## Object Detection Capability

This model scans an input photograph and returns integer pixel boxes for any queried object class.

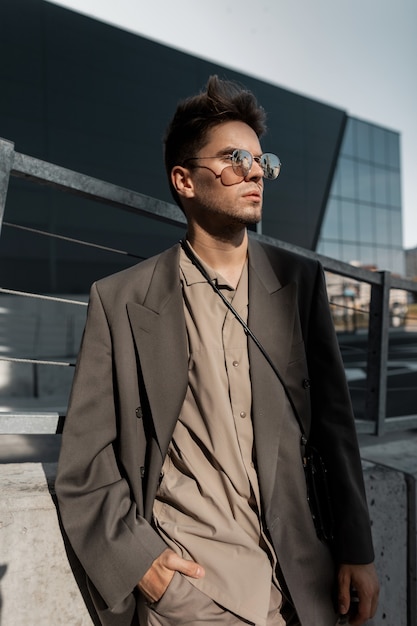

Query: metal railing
[1,136,416,436]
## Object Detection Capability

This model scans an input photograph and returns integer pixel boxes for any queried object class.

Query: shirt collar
[179,243,235,291]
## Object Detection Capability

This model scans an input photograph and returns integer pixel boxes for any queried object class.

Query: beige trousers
[138,572,300,625]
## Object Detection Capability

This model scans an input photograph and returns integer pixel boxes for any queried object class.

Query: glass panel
[339,156,356,199]
[372,126,386,165]
[388,169,402,208]
[356,119,371,161]
[387,131,400,169]
[357,162,373,202]
[340,200,357,241]
[321,240,341,259]
[356,243,377,269]
[376,246,392,271]
[321,197,340,238]
[391,248,405,275]
[374,165,388,205]
[316,241,325,255]
[341,119,355,157]
[358,204,375,244]
[340,243,358,264]
[389,209,403,248]
[375,208,390,245]
[329,162,341,197]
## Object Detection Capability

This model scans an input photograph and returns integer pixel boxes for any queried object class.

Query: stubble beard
[197,197,262,234]
[205,208,260,241]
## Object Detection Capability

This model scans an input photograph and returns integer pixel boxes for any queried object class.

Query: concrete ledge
[0,463,95,626]
[361,431,417,626]
[363,461,408,625]
[0,413,61,434]
[0,461,412,625]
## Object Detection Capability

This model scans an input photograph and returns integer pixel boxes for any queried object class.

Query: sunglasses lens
[231,149,252,176]
[260,153,281,180]
[228,150,281,180]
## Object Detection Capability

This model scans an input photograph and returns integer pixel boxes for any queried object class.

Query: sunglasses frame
[185,149,281,180]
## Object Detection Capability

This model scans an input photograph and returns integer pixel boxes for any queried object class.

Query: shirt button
[233,360,239,367]
[240,411,247,418]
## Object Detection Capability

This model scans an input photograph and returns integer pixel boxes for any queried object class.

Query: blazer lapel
[248,239,298,510]
[126,245,189,457]
[126,239,301,509]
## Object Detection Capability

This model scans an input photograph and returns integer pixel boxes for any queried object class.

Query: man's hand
[137,548,205,603]
[337,562,379,625]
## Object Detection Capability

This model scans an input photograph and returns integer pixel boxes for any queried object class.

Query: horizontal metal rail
[1,137,416,435]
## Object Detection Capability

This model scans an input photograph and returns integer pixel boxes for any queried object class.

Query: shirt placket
[222,282,262,513]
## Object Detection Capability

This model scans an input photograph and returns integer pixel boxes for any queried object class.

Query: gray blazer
[56,238,374,626]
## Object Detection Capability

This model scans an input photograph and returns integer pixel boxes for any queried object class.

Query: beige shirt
[153,247,274,625]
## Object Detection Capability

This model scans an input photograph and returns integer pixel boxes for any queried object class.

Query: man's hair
[164,75,267,208]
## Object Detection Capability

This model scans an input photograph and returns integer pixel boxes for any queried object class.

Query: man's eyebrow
[215,146,235,156]
[216,147,263,157]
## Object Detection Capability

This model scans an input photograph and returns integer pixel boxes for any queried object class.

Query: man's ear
[171,166,195,200]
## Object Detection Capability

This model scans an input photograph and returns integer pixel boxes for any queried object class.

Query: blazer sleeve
[55,282,167,610]
[305,263,374,565]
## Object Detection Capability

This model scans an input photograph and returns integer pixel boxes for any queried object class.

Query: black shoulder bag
[180,239,334,545]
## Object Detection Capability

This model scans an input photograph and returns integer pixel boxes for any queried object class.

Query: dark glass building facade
[317,117,404,275]
[0,0,404,295]
[317,118,405,275]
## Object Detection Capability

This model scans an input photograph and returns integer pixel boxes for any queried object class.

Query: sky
[48,0,417,249]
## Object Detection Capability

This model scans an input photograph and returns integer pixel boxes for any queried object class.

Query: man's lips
[242,189,262,200]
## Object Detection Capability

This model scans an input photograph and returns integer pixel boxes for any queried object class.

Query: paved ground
[359,429,417,475]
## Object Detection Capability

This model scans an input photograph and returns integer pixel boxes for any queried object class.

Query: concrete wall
[363,461,408,625]
[361,435,417,626]
[0,459,414,626]
[0,463,95,625]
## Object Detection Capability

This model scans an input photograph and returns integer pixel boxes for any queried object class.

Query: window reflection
[341,200,357,241]
[388,169,401,208]
[358,205,374,244]
[372,126,386,166]
[318,117,404,275]
[374,166,388,205]
[339,157,356,199]
[357,162,373,203]
[356,120,371,161]
[341,119,355,157]
[321,198,340,238]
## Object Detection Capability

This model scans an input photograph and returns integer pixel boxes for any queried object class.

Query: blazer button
[302,378,311,389]
[136,406,143,419]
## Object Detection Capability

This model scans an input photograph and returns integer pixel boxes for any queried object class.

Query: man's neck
[186,226,248,289]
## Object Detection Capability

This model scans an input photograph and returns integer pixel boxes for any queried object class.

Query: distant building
[405,247,417,280]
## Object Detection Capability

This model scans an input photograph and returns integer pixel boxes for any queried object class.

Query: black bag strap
[180,238,307,442]
[181,239,335,544]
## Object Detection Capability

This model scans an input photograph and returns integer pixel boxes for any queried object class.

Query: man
[56,75,379,626]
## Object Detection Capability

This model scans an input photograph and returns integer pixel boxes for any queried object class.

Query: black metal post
[0,138,15,235]
[365,271,391,435]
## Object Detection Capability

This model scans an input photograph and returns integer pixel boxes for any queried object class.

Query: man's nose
[246,158,264,181]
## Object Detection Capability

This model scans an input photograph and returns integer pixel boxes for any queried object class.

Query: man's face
[180,120,265,231]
